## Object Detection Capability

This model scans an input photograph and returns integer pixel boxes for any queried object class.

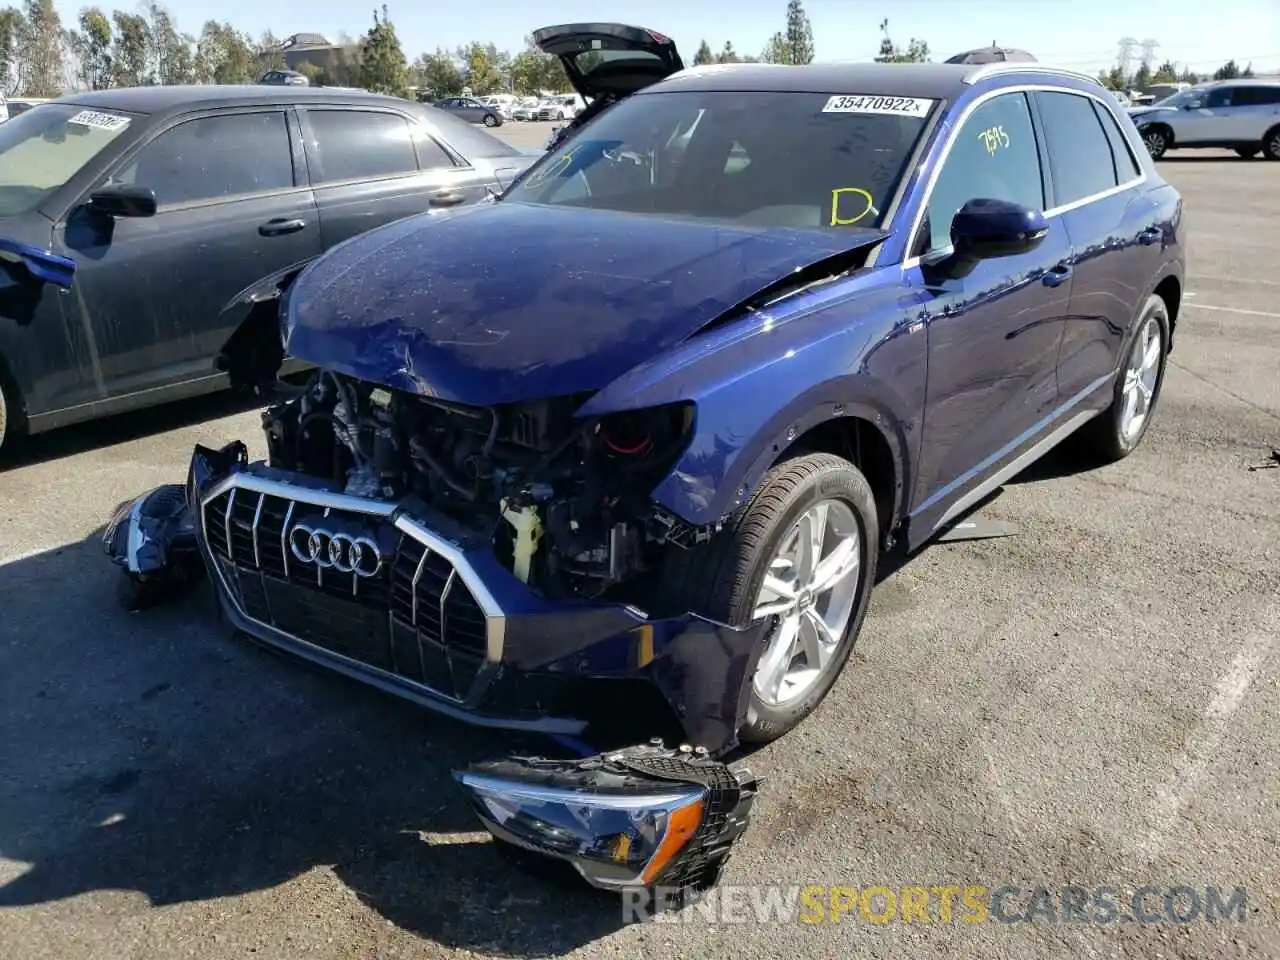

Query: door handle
[259,218,306,237]
[1042,262,1073,287]
[429,192,466,208]
[1137,226,1162,246]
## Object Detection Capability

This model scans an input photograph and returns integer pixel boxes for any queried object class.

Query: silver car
[1128,79,1280,160]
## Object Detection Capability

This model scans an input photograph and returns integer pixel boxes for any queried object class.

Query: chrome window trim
[198,467,508,670]
[900,84,1148,270]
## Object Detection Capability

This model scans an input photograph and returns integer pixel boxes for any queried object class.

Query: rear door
[1031,89,1160,399]
[299,105,487,249]
[58,107,320,398]
[1234,85,1280,141]
[532,23,684,102]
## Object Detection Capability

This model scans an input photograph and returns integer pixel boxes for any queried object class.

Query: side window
[1206,88,1234,108]
[1236,86,1280,107]
[306,110,420,183]
[412,130,456,171]
[1091,100,1142,181]
[1034,91,1118,206]
[118,111,294,207]
[923,92,1043,252]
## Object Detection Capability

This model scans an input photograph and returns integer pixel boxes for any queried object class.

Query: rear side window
[420,105,522,160]
[306,110,419,183]
[923,91,1044,252]
[1091,100,1142,181]
[1033,91,1117,206]
[122,111,294,207]
[1236,86,1280,106]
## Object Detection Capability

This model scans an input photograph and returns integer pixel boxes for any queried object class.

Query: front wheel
[555,110,565,121]
[1073,293,1170,463]
[1141,126,1169,159]
[1263,126,1280,161]
[657,452,879,744]
[482,113,498,127]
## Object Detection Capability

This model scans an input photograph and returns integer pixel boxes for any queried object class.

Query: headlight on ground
[454,742,758,904]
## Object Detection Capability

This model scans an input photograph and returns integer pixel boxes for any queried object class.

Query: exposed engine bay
[261,370,695,601]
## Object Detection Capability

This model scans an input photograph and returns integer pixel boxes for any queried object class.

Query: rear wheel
[1263,126,1280,161]
[657,452,879,744]
[1141,125,1170,159]
[1234,146,1260,159]
[1073,293,1170,464]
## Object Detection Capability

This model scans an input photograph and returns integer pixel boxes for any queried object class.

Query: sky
[51,0,1280,78]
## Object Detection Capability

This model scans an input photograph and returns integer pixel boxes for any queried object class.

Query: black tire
[1073,293,1171,464]
[1263,126,1280,161]
[1234,146,1260,159]
[482,113,498,127]
[1141,125,1170,159]
[555,110,565,121]
[658,452,879,744]
[0,358,27,462]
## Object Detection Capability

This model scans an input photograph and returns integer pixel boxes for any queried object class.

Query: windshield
[0,103,135,216]
[505,90,933,230]
[1154,88,1203,107]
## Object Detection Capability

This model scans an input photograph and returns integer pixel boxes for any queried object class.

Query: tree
[356,6,408,96]
[1178,68,1199,84]
[761,0,814,64]
[1132,61,1152,90]
[1241,62,1254,77]
[874,19,930,63]
[510,35,568,94]
[255,31,286,74]
[67,7,113,89]
[693,39,713,66]
[464,41,504,94]
[17,0,64,96]
[0,8,20,94]
[194,21,256,84]
[144,2,194,85]
[111,11,149,87]
[413,49,463,96]
[1106,65,1128,89]
[1213,59,1240,80]
[1151,60,1177,84]
[716,41,741,63]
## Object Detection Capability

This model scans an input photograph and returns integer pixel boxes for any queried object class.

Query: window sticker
[67,110,131,132]
[829,187,875,226]
[821,95,934,117]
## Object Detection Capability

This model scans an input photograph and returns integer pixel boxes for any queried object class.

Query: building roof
[46,84,400,115]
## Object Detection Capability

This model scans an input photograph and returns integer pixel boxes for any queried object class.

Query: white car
[510,97,541,121]
[1128,79,1280,160]
[536,95,584,121]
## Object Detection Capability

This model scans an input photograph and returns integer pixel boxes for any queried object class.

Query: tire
[1234,146,1260,159]
[658,452,879,744]
[1141,125,1170,159]
[0,359,27,462]
[1263,126,1280,161]
[482,113,498,127]
[1073,293,1171,464]
[555,110,565,121]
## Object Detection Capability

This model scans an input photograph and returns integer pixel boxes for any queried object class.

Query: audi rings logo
[288,524,384,578]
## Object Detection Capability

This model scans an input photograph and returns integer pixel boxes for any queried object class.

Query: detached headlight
[455,742,758,902]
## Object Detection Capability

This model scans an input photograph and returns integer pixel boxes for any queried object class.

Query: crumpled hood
[283,200,885,405]
[1127,106,1171,122]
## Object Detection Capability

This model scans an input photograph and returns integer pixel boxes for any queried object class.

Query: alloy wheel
[1268,129,1280,160]
[1143,129,1166,159]
[1120,313,1162,442]
[751,499,863,707]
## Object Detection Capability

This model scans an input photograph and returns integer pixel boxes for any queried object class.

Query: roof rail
[963,62,1102,86]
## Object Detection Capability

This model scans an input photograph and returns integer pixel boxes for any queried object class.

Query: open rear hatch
[532,23,684,102]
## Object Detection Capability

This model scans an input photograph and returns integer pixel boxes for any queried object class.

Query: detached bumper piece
[455,741,759,911]
[102,483,202,611]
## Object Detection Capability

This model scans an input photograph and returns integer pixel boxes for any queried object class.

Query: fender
[214,258,316,393]
[215,257,316,326]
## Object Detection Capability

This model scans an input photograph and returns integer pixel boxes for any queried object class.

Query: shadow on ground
[0,531,622,957]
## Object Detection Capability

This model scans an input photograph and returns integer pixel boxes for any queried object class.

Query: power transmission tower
[1117,37,1137,80]
[1140,38,1160,68]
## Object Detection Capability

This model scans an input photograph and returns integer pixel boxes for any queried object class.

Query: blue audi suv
[108,32,1185,758]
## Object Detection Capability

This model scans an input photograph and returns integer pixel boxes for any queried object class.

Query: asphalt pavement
[0,124,1277,959]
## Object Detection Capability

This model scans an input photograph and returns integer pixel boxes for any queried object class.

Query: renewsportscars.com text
[623,884,1249,925]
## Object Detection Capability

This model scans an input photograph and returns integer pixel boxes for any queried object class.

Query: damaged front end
[102,483,202,611]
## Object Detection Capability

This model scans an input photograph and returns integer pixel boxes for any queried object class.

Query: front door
[57,108,321,398]
[300,107,488,249]
[1177,85,1242,143]
[907,90,1072,534]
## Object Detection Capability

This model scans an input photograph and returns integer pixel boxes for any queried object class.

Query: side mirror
[88,183,157,218]
[925,198,1048,279]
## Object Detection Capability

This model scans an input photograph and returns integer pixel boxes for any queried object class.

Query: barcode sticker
[67,110,131,131]
[821,95,934,117]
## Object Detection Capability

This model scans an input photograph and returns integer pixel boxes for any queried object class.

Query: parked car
[509,97,541,120]
[130,38,1184,761]
[5,97,51,118]
[432,97,504,127]
[1129,79,1280,159]
[0,85,538,456]
[260,69,309,86]
[536,94,585,121]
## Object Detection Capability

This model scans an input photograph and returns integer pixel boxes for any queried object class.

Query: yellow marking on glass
[830,187,874,226]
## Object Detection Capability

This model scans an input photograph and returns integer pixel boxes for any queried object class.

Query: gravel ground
[0,124,1276,960]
